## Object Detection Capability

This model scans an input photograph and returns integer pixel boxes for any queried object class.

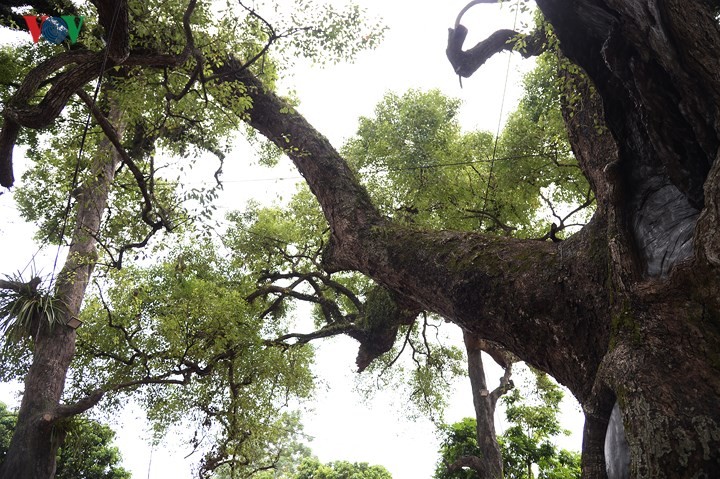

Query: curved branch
[446,25,546,78]
[215,65,610,401]
[0,0,200,188]
[446,455,488,476]
[454,0,500,28]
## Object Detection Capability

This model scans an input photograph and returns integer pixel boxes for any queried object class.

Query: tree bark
[0,0,718,477]
[455,331,513,479]
[222,6,720,469]
[0,105,124,479]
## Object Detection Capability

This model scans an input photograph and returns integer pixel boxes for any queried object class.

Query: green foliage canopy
[294,457,393,479]
[342,53,592,239]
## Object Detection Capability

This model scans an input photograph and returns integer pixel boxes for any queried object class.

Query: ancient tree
[234,1,720,476]
[1,1,719,478]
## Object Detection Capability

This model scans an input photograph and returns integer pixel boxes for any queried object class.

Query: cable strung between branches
[447,0,546,78]
[455,0,500,28]
[51,0,124,284]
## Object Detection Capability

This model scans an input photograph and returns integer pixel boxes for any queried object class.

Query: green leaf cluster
[433,371,580,479]
[342,58,593,238]
[433,417,483,479]
[294,457,393,479]
[65,242,314,475]
[498,370,580,479]
[342,89,496,231]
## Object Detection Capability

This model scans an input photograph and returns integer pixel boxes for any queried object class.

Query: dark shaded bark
[0,1,718,477]
[89,0,130,63]
[447,26,546,78]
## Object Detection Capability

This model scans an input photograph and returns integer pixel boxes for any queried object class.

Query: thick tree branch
[489,361,514,405]
[447,25,547,78]
[55,389,105,418]
[213,64,611,400]
[0,277,41,293]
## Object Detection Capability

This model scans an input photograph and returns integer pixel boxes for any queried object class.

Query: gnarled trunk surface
[226,1,720,474]
[0,1,718,478]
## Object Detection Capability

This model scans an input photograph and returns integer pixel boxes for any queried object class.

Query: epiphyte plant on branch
[2,0,720,478]
[0,1,386,478]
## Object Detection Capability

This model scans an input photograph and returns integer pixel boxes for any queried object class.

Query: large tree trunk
[220,0,720,468]
[0,1,718,477]
[539,2,720,477]
[0,106,123,479]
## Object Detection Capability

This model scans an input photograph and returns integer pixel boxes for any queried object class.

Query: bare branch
[447,24,546,78]
[456,0,510,28]
[56,389,105,418]
[270,322,360,346]
[0,277,41,293]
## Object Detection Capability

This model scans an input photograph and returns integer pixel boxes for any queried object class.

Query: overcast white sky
[0,1,585,478]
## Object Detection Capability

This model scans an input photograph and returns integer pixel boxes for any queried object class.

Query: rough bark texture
[0,107,123,479]
[0,1,719,478]
[225,0,720,472]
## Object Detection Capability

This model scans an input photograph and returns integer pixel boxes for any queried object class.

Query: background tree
[293,457,393,479]
[341,78,590,238]
[0,402,131,479]
[499,371,581,479]
[434,370,581,479]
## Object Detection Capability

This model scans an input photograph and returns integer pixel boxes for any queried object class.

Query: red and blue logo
[23,15,84,44]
